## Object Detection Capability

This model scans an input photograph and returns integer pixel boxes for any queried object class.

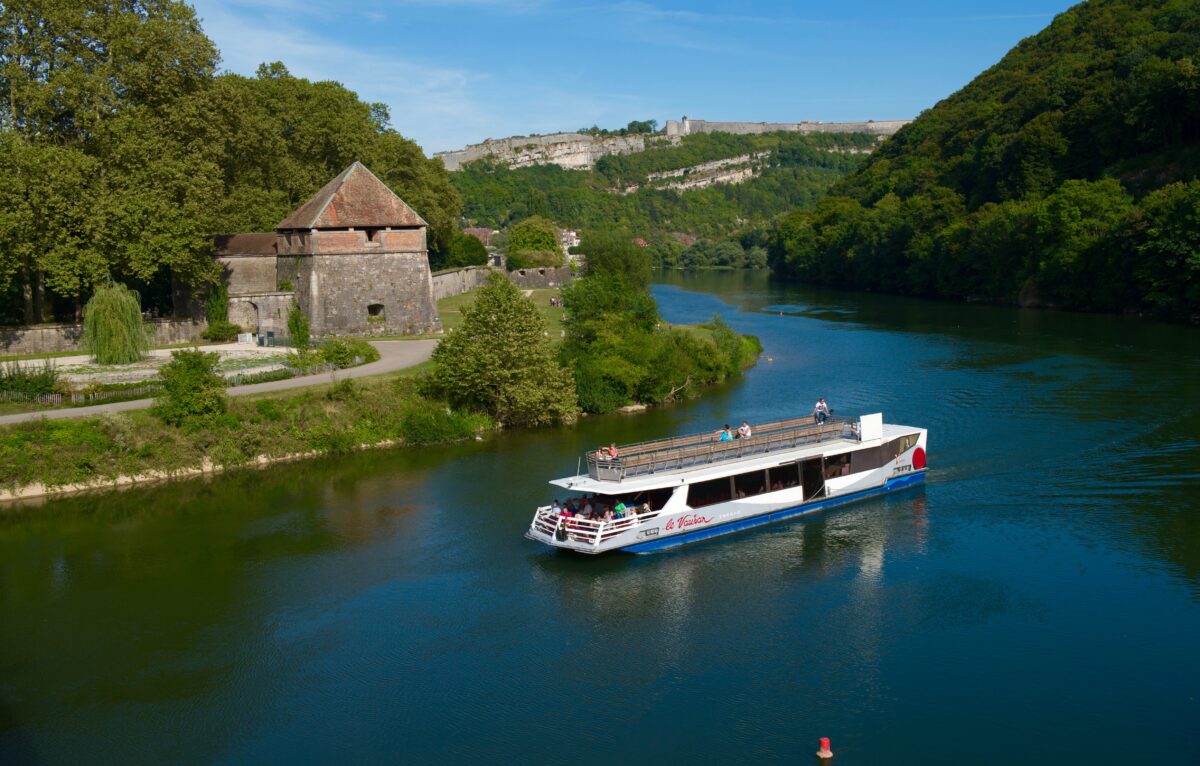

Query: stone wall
[228,293,294,336]
[431,266,492,301]
[664,117,910,137]
[508,266,573,289]
[305,252,439,336]
[0,319,208,355]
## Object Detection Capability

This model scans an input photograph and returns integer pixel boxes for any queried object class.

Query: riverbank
[0,375,494,502]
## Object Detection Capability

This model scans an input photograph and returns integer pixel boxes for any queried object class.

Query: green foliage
[579,230,651,287]
[579,119,658,136]
[0,8,461,322]
[319,337,380,368]
[0,361,59,396]
[769,0,1200,319]
[201,320,241,342]
[560,272,759,413]
[205,282,228,323]
[425,273,578,427]
[153,349,227,425]
[287,304,310,350]
[507,216,560,261]
[451,132,869,242]
[81,283,149,364]
[431,231,489,270]
[507,250,563,270]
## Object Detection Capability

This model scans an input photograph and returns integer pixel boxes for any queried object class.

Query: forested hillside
[0,2,460,325]
[451,132,873,240]
[769,0,1200,319]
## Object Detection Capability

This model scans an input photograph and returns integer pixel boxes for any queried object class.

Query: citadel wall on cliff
[434,116,910,172]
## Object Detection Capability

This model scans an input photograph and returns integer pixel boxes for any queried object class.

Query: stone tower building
[214,162,441,338]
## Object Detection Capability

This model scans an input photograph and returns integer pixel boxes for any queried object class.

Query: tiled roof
[277,161,428,230]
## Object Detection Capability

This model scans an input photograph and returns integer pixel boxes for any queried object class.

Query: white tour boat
[525,413,927,554]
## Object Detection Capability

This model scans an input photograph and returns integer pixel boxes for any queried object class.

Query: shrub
[0,361,60,396]
[319,337,380,368]
[507,249,562,270]
[201,320,241,343]
[399,398,491,444]
[288,304,310,350]
[153,349,227,425]
[82,283,149,364]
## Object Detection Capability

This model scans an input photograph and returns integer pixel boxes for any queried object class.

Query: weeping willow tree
[82,283,150,364]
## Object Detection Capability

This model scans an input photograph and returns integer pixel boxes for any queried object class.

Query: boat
[524,413,927,554]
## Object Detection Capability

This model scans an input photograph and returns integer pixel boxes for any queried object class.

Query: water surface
[2,271,1198,764]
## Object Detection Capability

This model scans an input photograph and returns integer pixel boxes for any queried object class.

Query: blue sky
[189,0,1078,156]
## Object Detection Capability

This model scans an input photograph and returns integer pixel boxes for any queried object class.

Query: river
[2,271,1197,765]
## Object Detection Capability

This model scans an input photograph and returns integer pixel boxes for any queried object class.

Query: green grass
[0,376,495,492]
[437,286,565,339]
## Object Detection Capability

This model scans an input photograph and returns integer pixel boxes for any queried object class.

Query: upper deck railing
[585,415,858,482]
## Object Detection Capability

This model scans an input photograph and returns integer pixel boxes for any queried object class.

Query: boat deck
[586,415,858,482]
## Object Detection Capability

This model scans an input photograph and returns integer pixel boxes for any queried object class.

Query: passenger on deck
[717,424,734,442]
[813,398,831,424]
[551,499,562,514]
[607,443,619,460]
[737,421,752,439]
[614,500,627,518]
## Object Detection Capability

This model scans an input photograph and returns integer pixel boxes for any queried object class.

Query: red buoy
[817,737,833,759]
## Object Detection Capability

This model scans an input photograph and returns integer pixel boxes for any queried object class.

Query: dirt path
[0,340,437,426]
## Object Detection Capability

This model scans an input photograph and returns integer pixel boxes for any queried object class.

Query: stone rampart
[664,117,910,137]
[508,266,573,289]
[0,319,208,356]
[431,266,492,302]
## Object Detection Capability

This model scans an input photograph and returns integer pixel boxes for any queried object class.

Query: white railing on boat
[585,415,857,481]
[531,506,661,549]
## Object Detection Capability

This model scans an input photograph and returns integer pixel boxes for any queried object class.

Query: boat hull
[620,471,924,554]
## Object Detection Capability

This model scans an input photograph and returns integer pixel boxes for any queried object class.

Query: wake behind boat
[525,413,927,554]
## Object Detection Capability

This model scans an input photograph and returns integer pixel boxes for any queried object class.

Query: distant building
[559,229,581,252]
[463,227,499,248]
[214,162,440,338]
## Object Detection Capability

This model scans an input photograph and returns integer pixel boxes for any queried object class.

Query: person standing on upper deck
[813,398,831,424]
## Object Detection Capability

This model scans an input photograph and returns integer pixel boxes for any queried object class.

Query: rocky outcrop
[436,132,680,171]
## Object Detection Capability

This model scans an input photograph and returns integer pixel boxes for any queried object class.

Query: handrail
[584,415,858,481]
[530,506,659,547]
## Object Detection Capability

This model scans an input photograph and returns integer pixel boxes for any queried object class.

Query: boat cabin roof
[552,417,922,494]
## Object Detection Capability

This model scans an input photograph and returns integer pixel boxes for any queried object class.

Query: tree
[580,230,651,287]
[153,349,227,425]
[81,283,149,364]
[448,231,489,268]
[425,273,577,427]
[287,303,310,349]
[507,215,560,262]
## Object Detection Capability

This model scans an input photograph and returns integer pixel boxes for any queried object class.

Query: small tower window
[368,303,385,323]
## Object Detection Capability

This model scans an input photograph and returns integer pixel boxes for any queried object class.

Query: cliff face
[435,133,680,171]
[437,118,909,172]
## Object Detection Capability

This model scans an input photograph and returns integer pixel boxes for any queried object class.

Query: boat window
[768,462,800,491]
[893,433,918,455]
[851,445,884,473]
[688,476,733,508]
[733,469,767,499]
[644,487,674,510]
[824,453,851,479]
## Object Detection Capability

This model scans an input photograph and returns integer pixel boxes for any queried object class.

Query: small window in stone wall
[368,303,385,323]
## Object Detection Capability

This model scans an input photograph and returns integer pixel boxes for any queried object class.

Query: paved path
[0,340,437,426]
